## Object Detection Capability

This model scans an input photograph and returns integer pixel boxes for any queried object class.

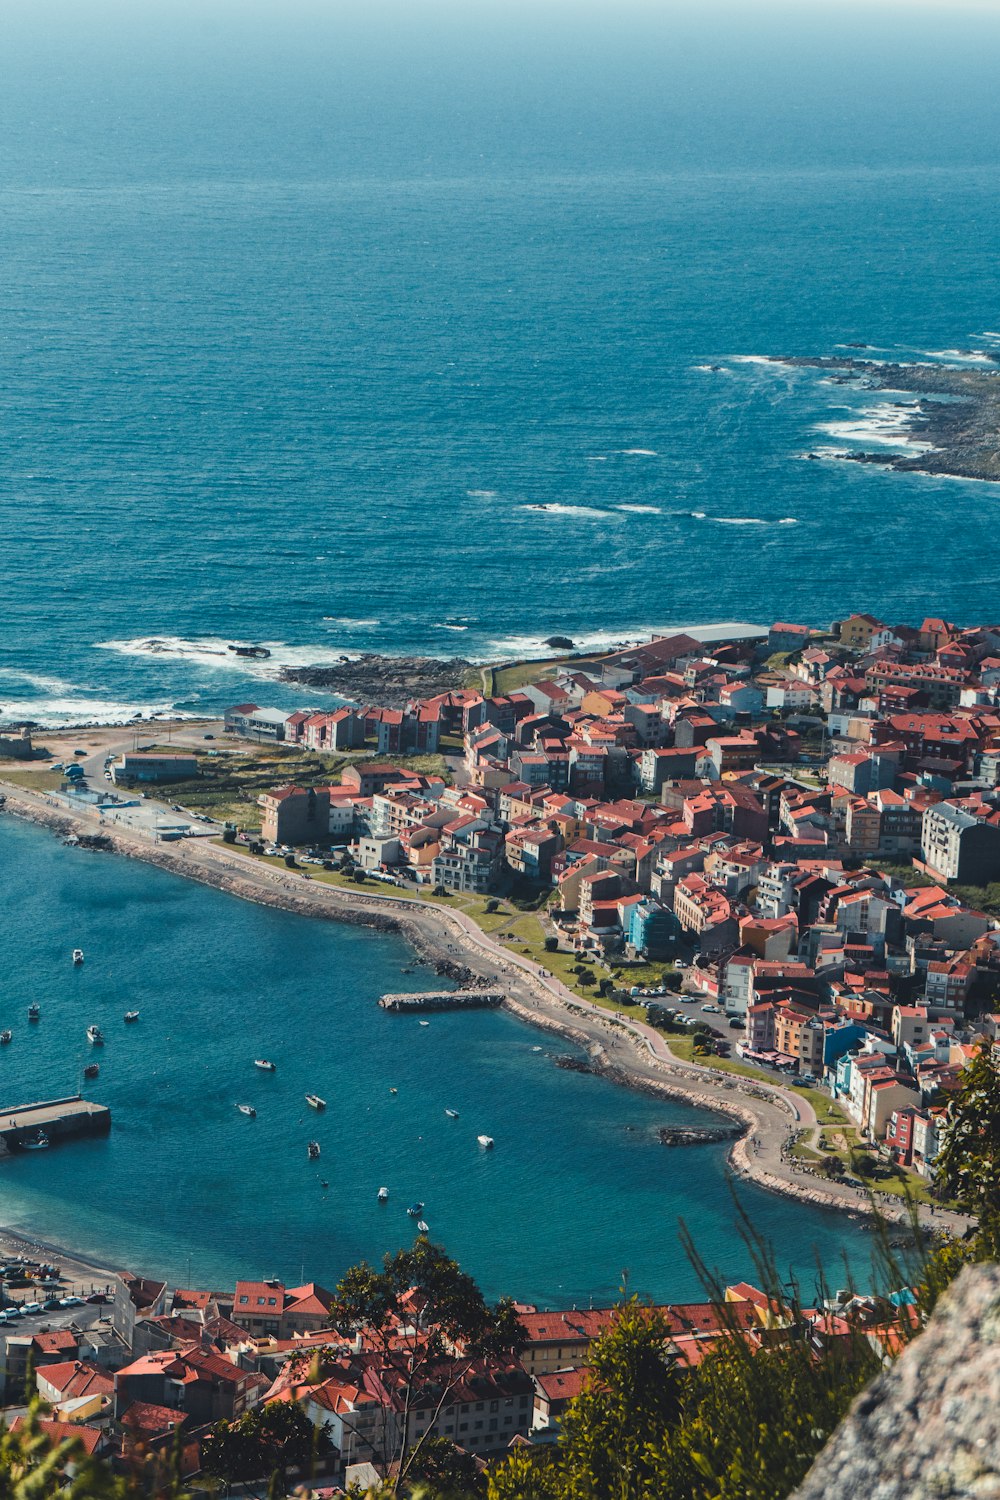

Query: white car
[59,1295,85,1307]
[21,1302,41,1314]
[701,1003,720,1013]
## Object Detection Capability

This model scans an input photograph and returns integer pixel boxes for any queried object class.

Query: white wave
[0,697,191,729]
[519,503,617,519]
[690,511,707,519]
[692,363,733,374]
[465,489,497,498]
[620,448,658,456]
[778,517,799,525]
[95,635,357,677]
[481,619,768,663]
[975,331,1000,341]
[322,617,382,628]
[614,504,662,514]
[919,348,995,363]
[0,669,76,694]
[585,455,608,462]
[728,355,779,367]
[814,403,933,453]
[713,517,769,526]
[436,623,469,632]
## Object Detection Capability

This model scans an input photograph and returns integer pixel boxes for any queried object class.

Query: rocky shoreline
[779,355,1000,481]
[280,654,477,707]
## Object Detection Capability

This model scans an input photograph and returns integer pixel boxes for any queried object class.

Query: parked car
[43,1298,62,1310]
[21,1301,42,1313]
[729,1018,743,1029]
[59,1295,85,1307]
[85,1293,109,1304]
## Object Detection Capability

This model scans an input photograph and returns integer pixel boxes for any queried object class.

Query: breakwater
[379,990,505,1012]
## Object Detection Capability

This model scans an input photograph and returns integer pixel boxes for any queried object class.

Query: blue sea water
[0,816,871,1304]
[1,1,1000,724]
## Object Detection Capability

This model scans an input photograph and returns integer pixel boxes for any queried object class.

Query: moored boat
[0,1031,11,1045]
[83,1063,100,1079]
[72,949,84,965]
[254,1059,276,1071]
[477,1134,495,1149]
[86,1025,103,1045]
[377,1186,389,1202]
[418,1020,430,1027]
[237,1104,257,1118]
[21,1130,49,1151]
[305,1093,326,1110]
[445,1108,459,1118]
[124,1011,139,1023]
[27,1004,40,1022]
[307,1140,321,1160]
[407,1201,424,1217]
[416,1220,429,1233]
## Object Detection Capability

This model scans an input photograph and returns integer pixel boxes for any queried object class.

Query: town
[0,1252,917,1492]
[206,614,1000,1188]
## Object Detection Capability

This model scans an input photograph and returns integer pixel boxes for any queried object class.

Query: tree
[0,1400,189,1499]
[935,1042,1000,1251]
[283,853,297,868]
[202,1401,329,1494]
[407,1434,486,1496]
[488,1301,683,1500]
[820,1156,846,1178]
[544,936,559,953]
[332,1239,526,1484]
[485,899,500,914]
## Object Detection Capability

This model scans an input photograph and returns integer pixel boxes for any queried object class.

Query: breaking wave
[95,635,353,677]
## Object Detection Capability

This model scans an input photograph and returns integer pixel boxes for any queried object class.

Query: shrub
[544,936,559,953]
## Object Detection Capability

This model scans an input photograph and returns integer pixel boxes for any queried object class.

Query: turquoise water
[1,3,1000,724]
[0,817,870,1304]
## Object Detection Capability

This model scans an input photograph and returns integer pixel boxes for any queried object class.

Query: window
[489,1418,498,1432]
[475,1402,484,1412]
[489,1400,498,1413]
[459,1422,468,1433]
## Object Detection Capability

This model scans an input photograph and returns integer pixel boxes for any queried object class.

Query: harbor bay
[0,814,870,1306]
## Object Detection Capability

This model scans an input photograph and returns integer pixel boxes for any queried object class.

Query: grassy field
[0,767,66,793]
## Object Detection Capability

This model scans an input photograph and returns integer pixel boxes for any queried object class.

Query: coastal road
[0,776,973,1242]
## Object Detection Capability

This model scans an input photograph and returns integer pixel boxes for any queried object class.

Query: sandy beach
[0,774,972,1272]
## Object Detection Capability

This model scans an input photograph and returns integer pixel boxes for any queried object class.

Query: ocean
[1,1,1000,725]
[0,816,872,1304]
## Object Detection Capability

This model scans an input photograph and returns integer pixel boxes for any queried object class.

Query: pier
[378,990,505,1013]
[0,1095,111,1154]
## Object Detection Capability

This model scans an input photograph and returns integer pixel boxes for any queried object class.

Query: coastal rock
[543,636,576,650]
[793,1264,1000,1500]
[657,1123,743,1147]
[279,654,474,707]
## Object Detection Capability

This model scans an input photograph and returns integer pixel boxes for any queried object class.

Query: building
[224,705,289,742]
[112,753,198,785]
[921,800,1000,884]
[259,784,332,846]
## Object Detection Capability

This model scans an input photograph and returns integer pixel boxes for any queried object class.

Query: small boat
[418,1020,430,1027]
[377,1186,389,1202]
[27,1004,40,1022]
[305,1093,326,1110]
[407,1201,424,1217]
[320,1178,329,1189]
[477,1135,495,1149]
[389,1087,398,1095]
[445,1108,459,1119]
[72,949,84,965]
[83,1063,100,1079]
[0,1031,11,1045]
[237,1104,257,1118]
[416,1220,429,1234]
[86,1025,103,1045]
[532,1046,542,1053]
[254,1059,276,1071]
[124,1011,139,1023]
[307,1140,321,1160]
[22,1130,49,1151]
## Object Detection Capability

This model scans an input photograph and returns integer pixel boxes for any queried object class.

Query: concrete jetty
[378,990,505,1012]
[0,1095,111,1154]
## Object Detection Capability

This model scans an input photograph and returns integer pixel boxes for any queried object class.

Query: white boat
[27,1004,40,1022]
[21,1130,49,1151]
[305,1093,326,1110]
[86,1025,103,1045]
[377,1186,389,1202]
[0,1031,10,1045]
[389,1087,398,1095]
[254,1059,276,1071]
[418,1020,430,1027]
[124,1011,139,1023]
[445,1108,459,1119]
[416,1220,429,1233]
[477,1134,495,1149]
[307,1140,321,1160]
[237,1104,257,1118]
[532,1046,542,1053]
[72,949,84,965]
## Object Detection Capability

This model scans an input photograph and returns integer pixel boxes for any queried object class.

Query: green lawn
[0,767,66,793]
